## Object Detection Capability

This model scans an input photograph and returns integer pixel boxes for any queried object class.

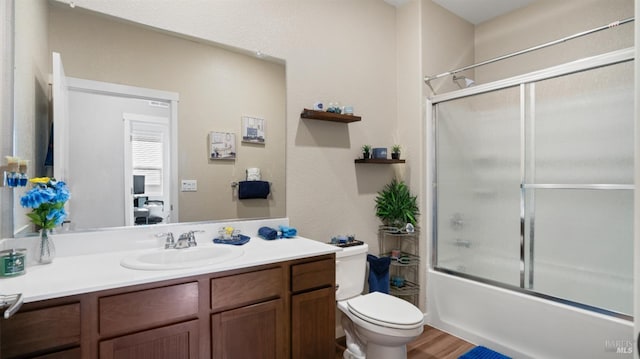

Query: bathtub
[426,269,634,358]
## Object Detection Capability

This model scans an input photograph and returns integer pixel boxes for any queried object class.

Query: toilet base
[341,343,408,359]
[366,342,407,359]
[343,348,365,359]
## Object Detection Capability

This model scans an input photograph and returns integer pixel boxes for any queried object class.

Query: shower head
[453,75,475,89]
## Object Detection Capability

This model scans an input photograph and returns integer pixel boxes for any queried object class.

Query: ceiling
[385,0,535,25]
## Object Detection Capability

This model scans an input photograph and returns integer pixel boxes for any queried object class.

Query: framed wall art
[209,131,236,160]
[241,116,265,144]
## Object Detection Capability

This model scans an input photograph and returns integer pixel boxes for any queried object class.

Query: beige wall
[475,0,634,83]
[48,4,286,222]
[421,0,475,94]
[396,0,425,308]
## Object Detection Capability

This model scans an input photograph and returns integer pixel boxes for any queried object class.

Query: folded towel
[367,254,391,294]
[213,234,251,245]
[258,226,278,240]
[279,225,297,238]
[238,180,270,199]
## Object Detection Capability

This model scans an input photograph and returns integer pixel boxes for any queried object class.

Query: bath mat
[459,346,511,359]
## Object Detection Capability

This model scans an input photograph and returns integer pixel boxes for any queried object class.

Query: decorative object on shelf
[326,102,342,114]
[343,105,354,115]
[300,109,361,123]
[209,131,236,160]
[362,145,371,159]
[2,156,28,187]
[241,116,265,144]
[313,101,324,111]
[375,178,419,227]
[391,275,405,287]
[372,147,387,159]
[391,144,401,160]
[20,177,70,264]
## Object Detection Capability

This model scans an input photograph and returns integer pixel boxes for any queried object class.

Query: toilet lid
[347,292,423,329]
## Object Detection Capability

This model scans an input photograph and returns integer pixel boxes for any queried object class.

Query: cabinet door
[99,320,199,359]
[291,287,335,359]
[211,299,284,359]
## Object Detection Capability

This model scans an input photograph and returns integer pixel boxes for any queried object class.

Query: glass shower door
[435,86,522,286]
[433,58,634,317]
[527,61,634,315]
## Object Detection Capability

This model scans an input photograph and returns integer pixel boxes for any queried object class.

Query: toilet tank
[335,243,369,301]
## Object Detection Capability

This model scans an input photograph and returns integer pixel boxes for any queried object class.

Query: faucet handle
[186,230,204,246]
[177,230,203,247]
[157,232,175,249]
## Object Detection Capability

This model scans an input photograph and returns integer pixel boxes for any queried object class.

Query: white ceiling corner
[431,0,535,25]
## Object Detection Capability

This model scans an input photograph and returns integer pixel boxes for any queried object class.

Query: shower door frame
[427,47,635,320]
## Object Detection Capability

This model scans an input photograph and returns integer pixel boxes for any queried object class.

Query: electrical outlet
[181,179,197,192]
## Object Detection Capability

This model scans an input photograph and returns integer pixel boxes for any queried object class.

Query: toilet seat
[346,292,423,330]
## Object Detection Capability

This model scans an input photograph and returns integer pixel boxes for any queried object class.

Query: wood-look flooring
[335,325,475,359]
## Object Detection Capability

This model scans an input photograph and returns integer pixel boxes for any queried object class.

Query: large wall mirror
[10,0,286,236]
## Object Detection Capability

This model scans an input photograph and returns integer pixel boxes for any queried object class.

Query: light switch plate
[181,179,197,192]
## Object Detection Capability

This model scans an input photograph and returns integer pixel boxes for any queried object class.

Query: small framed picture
[209,132,236,160]
[241,116,265,144]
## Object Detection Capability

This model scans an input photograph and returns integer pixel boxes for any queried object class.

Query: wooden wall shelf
[354,159,406,164]
[300,109,361,123]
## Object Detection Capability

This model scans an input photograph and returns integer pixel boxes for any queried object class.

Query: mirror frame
[1,0,15,238]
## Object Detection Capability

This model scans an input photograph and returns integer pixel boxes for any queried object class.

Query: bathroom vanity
[0,220,338,358]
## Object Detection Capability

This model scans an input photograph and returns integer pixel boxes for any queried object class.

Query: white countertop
[0,218,340,303]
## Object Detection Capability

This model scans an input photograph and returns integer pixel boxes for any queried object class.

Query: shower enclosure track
[424,17,634,92]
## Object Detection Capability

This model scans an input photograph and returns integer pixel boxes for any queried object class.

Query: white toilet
[336,243,424,359]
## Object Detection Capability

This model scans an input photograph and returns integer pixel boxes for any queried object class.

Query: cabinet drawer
[99,282,199,337]
[291,258,335,293]
[211,267,283,312]
[1,303,80,358]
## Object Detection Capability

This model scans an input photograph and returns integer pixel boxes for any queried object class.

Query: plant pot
[391,152,400,160]
[363,152,370,159]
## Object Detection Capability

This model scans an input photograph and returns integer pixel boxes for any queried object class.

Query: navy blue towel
[258,226,278,240]
[367,254,391,294]
[238,181,270,199]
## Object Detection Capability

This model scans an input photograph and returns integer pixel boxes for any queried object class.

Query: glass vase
[36,229,56,264]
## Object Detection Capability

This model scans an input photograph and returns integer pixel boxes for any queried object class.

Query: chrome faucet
[157,232,175,249]
[175,230,203,249]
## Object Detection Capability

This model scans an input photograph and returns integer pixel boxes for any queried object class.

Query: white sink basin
[120,246,244,270]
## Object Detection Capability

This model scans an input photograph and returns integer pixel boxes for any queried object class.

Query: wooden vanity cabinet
[0,253,335,359]
[210,267,286,358]
[290,257,336,359]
